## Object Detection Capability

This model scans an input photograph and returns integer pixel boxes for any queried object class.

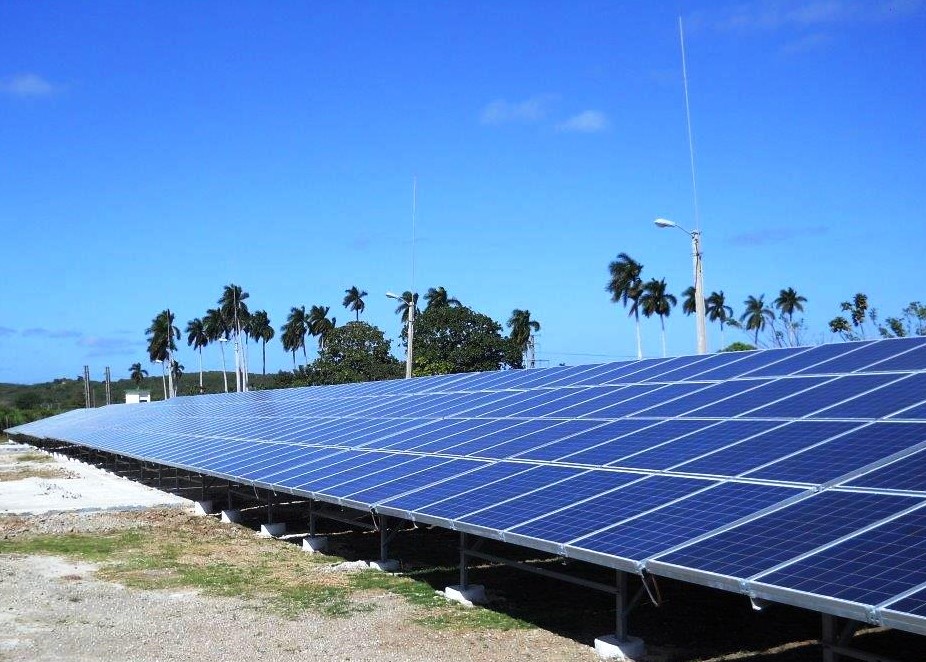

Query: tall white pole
[406,296,415,379]
[692,231,708,354]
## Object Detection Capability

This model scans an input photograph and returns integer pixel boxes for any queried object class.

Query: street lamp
[386,291,415,379]
[154,359,168,400]
[655,218,708,354]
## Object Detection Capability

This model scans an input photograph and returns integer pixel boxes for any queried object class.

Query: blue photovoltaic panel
[335,457,487,503]
[257,449,366,487]
[560,419,716,465]
[747,422,926,484]
[892,402,926,420]
[673,421,861,477]
[439,420,562,457]
[745,342,873,378]
[411,420,532,454]
[541,386,637,418]
[414,465,582,521]
[568,359,672,386]
[818,373,926,419]
[573,482,800,560]
[640,354,732,382]
[691,347,802,381]
[606,355,710,383]
[373,419,481,451]
[378,462,535,512]
[846,448,926,493]
[585,383,708,418]
[615,420,780,470]
[461,470,646,531]
[506,475,709,543]
[635,379,768,418]
[864,342,926,372]
[296,453,423,493]
[745,373,901,418]
[885,590,926,617]
[513,419,655,461]
[655,491,922,578]
[800,338,926,375]
[475,419,611,459]
[686,376,830,418]
[756,508,926,606]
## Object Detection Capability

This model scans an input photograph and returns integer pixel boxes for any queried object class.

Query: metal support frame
[377,514,402,562]
[821,615,898,662]
[309,500,317,536]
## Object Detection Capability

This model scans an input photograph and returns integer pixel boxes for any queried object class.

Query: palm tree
[394,291,420,325]
[248,310,274,375]
[203,307,230,393]
[741,294,775,345]
[219,284,250,391]
[774,287,807,346]
[145,309,180,397]
[281,306,309,368]
[640,278,677,358]
[507,309,541,368]
[425,286,461,310]
[170,360,184,389]
[706,291,735,347]
[185,317,209,392]
[681,286,698,316]
[342,286,368,321]
[606,252,645,359]
[308,305,336,349]
[128,363,148,388]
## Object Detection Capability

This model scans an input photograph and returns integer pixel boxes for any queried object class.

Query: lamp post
[155,359,167,400]
[218,336,229,393]
[386,291,415,379]
[655,218,708,354]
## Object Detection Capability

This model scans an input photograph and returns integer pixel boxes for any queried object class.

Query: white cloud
[0,73,61,99]
[556,110,609,133]
[480,96,549,125]
[701,0,923,32]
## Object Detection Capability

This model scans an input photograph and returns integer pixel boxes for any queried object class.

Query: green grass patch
[419,607,531,631]
[273,584,364,618]
[0,530,146,562]
[14,451,53,463]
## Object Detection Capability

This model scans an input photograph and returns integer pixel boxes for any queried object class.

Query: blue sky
[1,1,924,384]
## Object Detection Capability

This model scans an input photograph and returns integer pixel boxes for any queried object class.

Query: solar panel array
[7,337,926,634]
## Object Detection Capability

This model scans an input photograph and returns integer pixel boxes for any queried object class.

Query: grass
[13,451,53,463]
[0,467,70,481]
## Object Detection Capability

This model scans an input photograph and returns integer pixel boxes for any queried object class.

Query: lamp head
[654,218,676,228]
[385,291,400,300]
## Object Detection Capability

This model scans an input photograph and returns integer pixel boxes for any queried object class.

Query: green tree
[706,291,735,347]
[342,286,368,321]
[219,284,251,390]
[308,321,403,385]
[414,305,519,375]
[721,341,756,352]
[774,287,807,346]
[185,317,209,391]
[829,293,872,341]
[146,309,180,397]
[640,278,677,358]
[203,307,230,392]
[128,362,148,387]
[507,309,541,368]
[394,291,420,325]
[248,310,274,376]
[606,253,645,359]
[280,306,309,368]
[681,286,698,316]
[308,305,337,349]
[740,295,775,345]
[424,286,461,310]
[879,301,926,338]
[170,360,184,388]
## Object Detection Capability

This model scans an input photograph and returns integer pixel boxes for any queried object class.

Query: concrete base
[193,500,214,516]
[594,635,645,661]
[302,536,328,554]
[259,522,286,537]
[220,509,242,524]
[444,584,487,607]
[367,559,400,572]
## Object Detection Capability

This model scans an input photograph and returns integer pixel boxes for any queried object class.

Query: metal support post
[379,515,390,562]
[309,500,317,537]
[615,570,629,642]
[227,481,233,510]
[267,492,275,524]
[459,532,469,590]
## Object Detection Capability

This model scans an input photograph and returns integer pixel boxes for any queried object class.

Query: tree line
[138,284,543,395]
[606,252,925,357]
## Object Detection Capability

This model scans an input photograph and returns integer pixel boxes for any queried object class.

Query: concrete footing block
[193,500,214,516]
[367,559,400,572]
[444,584,487,607]
[220,510,242,524]
[302,536,328,554]
[594,635,645,661]
[259,522,286,537]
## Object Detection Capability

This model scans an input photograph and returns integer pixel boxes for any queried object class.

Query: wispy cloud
[0,73,62,99]
[729,225,828,246]
[78,336,140,357]
[22,328,82,339]
[698,0,924,32]
[480,96,551,125]
[556,110,609,133]
[0,326,16,337]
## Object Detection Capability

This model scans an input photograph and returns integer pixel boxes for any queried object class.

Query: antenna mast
[679,16,701,231]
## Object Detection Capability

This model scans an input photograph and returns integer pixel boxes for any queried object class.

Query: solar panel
[7,335,926,637]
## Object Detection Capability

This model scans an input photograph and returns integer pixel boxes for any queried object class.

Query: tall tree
[307,321,403,385]
[681,286,698,316]
[394,291,420,325]
[507,309,541,368]
[706,291,735,347]
[414,305,518,375]
[308,305,337,349]
[741,295,775,345]
[342,286,368,321]
[640,278,677,358]
[606,253,645,359]
[248,310,274,375]
[830,293,872,342]
[145,309,180,397]
[218,284,251,391]
[774,287,807,346]
[128,362,148,388]
[281,305,309,368]
[424,286,461,310]
[185,317,209,392]
[203,307,230,393]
